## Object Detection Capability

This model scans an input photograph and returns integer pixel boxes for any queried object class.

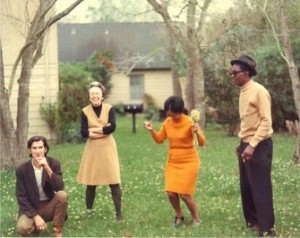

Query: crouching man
[16,136,68,237]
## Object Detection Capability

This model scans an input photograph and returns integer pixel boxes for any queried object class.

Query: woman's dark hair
[164,96,185,113]
[27,136,49,157]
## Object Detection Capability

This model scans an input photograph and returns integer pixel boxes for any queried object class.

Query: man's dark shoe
[259,228,276,237]
[247,223,259,232]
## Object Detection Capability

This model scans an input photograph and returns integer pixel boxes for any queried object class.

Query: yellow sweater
[239,80,273,148]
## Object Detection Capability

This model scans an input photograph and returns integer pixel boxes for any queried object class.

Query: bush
[114,102,126,116]
[255,40,299,130]
[143,93,159,121]
[55,63,91,142]
[85,50,113,96]
[39,101,58,139]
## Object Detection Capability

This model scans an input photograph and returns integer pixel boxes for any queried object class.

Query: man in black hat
[230,55,276,237]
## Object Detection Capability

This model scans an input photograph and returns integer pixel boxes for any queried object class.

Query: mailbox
[123,104,143,114]
[123,103,143,133]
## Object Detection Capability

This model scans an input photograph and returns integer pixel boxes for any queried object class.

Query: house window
[129,74,144,100]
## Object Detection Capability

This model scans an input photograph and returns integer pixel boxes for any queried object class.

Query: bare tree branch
[8,0,85,99]
[114,53,157,76]
[197,0,212,43]
[258,0,290,65]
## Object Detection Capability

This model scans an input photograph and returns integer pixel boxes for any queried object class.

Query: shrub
[57,63,91,142]
[39,100,58,139]
[255,40,299,130]
[143,93,159,121]
[85,50,113,96]
[114,102,126,116]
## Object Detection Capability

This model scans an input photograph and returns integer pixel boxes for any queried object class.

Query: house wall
[106,70,173,109]
[1,0,59,140]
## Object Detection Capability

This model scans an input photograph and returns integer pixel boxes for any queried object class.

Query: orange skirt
[165,147,200,195]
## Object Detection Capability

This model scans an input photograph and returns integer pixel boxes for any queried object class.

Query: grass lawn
[1,116,299,237]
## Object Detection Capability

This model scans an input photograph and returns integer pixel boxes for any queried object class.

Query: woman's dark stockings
[85,184,122,220]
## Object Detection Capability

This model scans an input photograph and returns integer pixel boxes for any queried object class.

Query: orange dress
[150,114,205,195]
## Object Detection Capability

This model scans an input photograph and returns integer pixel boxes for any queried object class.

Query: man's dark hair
[164,96,185,113]
[27,136,49,157]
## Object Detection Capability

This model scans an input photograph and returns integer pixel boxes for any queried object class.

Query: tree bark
[0,39,18,170]
[278,0,300,164]
[165,25,182,96]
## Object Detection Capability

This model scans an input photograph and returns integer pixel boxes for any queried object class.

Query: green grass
[1,116,299,237]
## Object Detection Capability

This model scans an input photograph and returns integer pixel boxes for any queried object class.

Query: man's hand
[37,157,48,168]
[241,145,255,161]
[38,157,53,177]
[33,215,47,231]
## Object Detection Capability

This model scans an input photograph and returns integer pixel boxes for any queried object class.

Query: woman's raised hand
[143,121,153,131]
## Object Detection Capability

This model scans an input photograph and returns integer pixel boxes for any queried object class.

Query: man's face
[230,65,249,87]
[30,140,47,160]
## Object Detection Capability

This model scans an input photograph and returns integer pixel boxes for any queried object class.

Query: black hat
[231,55,257,76]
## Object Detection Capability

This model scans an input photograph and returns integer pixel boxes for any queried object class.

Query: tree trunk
[15,46,36,166]
[278,0,300,164]
[185,45,206,127]
[184,0,206,126]
[165,22,182,96]
[0,39,18,170]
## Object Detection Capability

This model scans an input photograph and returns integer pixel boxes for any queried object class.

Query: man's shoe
[259,228,276,237]
[53,225,63,237]
[248,224,259,232]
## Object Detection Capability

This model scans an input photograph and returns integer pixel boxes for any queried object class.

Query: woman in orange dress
[144,96,205,226]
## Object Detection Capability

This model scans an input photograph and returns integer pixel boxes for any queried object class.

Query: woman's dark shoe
[174,216,184,227]
[86,209,93,218]
[116,212,123,221]
[192,220,200,226]
[116,214,123,221]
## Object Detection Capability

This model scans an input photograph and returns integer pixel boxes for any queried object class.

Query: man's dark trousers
[238,138,275,232]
